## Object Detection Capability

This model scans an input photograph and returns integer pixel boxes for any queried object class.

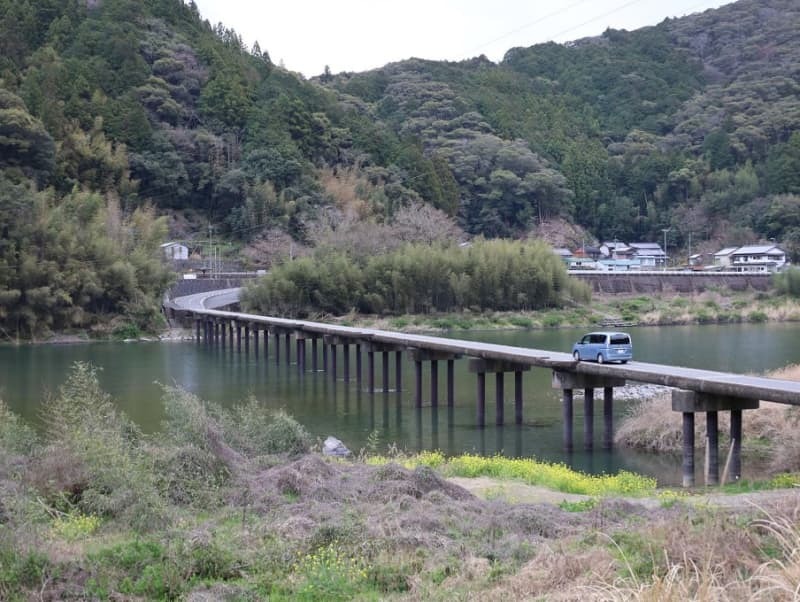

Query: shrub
[748,311,768,323]
[37,363,166,530]
[0,399,37,457]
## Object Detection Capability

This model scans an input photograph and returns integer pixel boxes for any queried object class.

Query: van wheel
[597,354,605,364]
[620,360,628,364]
[573,351,580,361]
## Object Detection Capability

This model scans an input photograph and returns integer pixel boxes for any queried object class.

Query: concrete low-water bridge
[168,288,800,488]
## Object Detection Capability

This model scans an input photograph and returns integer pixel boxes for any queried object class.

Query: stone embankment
[571,271,771,294]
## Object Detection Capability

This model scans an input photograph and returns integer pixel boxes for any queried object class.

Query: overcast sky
[192,0,735,77]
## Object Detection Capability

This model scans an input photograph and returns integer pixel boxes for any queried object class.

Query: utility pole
[662,228,671,271]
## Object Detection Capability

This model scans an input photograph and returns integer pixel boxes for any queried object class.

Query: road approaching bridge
[168,287,800,488]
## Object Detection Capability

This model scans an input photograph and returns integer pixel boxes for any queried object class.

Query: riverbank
[2,367,799,600]
[321,289,800,334]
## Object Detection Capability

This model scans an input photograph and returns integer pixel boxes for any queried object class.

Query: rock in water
[323,436,351,457]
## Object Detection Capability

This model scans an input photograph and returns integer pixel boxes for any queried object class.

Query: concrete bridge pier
[252,326,259,358]
[195,318,201,343]
[324,335,349,381]
[272,329,281,364]
[552,371,626,452]
[410,350,461,408]
[343,343,350,382]
[311,337,318,371]
[235,321,242,353]
[469,359,531,426]
[284,332,291,365]
[244,323,250,355]
[671,391,759,487]
[294,331,307,373]
[363,342,403,393]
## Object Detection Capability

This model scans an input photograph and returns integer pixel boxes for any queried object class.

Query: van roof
[586,331,631,337]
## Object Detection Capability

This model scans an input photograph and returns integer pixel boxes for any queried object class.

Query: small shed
[161,242,189,260]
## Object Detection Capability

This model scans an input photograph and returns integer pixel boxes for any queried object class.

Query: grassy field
[2,363,800,600]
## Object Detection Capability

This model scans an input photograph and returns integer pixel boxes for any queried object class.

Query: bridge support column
[235,322,242,353]
[284,332,291,365]
[263,327,268,359]
[415,360,422,407]
[495,372,504,425]
[470,359,530,427]
[383,351,390,393]
[294,332,306,373]
[476,371,486,427]
[396,351,403,393]
[244,324,250,355]
[603,387,614,449]
[515,371,523,425]
[448,360,455,408]
[368,349,375,393]
[311,337,318,371]
[343,343,350,382]
[220,320,226,350]
[228,322,233,349]
[552,371,626,452]
[273,330,280,365]
[356,344,362,384]
[195,319,201,343]
[563,389,574,452]
[253,327,259,359]
[672,390,759,488]
[584,388,594,451]
[323,341,328,372]
[411,350,462,409]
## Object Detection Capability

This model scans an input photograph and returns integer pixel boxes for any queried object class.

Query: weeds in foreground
[2,364,800,600]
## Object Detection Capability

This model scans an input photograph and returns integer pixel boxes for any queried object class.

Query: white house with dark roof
[600,241,634,260]
[730,245,787,273]
[628,242,666,268]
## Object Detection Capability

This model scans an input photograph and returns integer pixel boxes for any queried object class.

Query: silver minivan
[572,331,633,364]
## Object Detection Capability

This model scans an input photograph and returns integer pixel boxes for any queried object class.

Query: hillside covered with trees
[0,0,799,335]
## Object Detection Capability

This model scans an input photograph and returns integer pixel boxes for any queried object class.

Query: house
[597,258,642,271]
[160,242,189,260]
[573,245,602,260]
[600,241,634,260]
[628,242,666,268]
[713,247,738,268]
[730,245,787,273]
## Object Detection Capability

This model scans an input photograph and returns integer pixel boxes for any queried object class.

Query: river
[3,323,799,486]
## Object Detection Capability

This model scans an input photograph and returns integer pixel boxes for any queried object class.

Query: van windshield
[610,335,631,345]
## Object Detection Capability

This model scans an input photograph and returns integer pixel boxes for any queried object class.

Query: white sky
[193,0,735,78]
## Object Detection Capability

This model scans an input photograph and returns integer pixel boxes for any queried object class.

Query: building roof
[732,245,782,255]
[160,241,187,248]
[628,242,665,257]
[714,247,739,257]
[552,248,573,257]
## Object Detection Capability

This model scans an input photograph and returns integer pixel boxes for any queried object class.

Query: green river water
[3,323,799,485]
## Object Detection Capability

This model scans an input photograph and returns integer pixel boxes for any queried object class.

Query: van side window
[610,335,630,345]
[590,334,606,344]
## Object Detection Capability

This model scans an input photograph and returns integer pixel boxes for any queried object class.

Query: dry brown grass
[616,365,800,475]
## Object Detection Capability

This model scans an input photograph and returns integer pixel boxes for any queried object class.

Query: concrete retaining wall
[570,271,772,294]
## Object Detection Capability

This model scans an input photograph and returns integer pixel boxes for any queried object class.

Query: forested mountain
[0,0,799,336]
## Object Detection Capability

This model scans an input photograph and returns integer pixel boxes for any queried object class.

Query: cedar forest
[1,0,799,337]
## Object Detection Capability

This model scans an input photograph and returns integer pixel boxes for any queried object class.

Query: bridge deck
[171,288,800,406]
